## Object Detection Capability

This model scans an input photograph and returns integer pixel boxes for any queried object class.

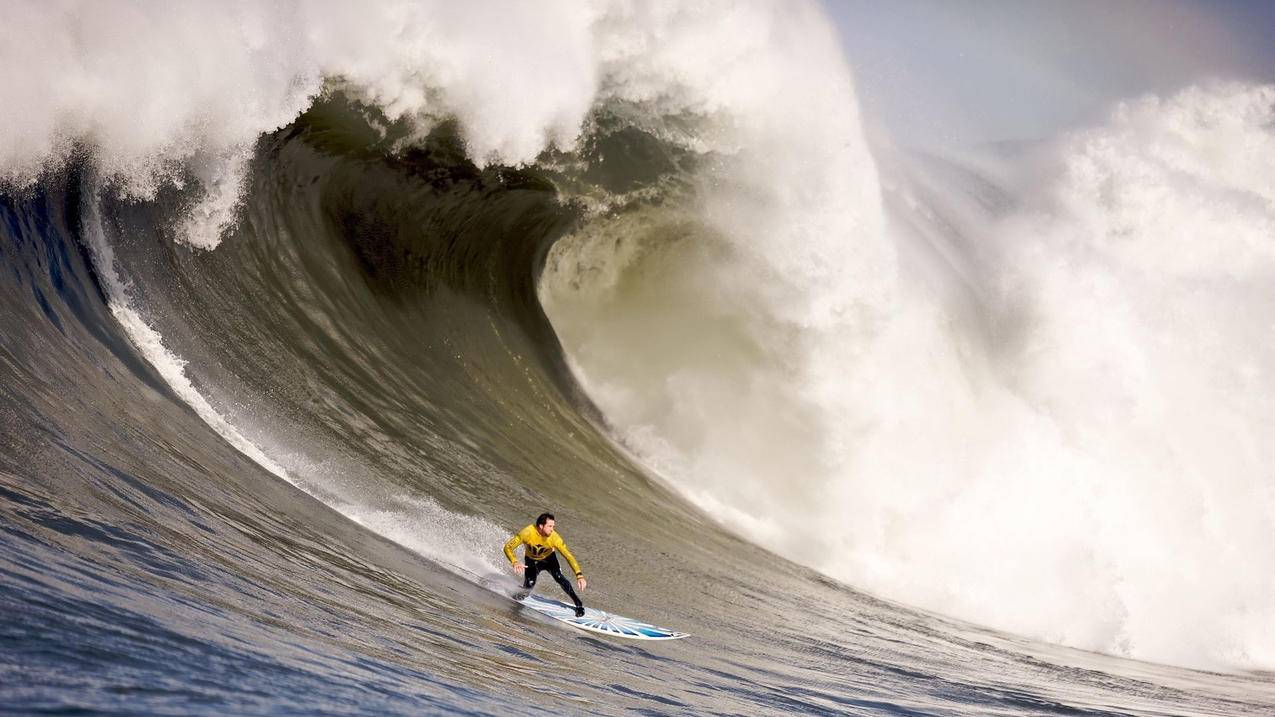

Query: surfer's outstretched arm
[553,535,586,591]
[502,533,524,574]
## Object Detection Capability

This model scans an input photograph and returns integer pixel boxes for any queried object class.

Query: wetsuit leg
[523,559,542,590]
[544,554,583,609]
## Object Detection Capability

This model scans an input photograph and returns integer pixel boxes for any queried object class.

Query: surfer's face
[537,519,555,537]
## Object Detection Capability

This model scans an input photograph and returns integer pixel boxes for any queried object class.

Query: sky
[825,0,1275,148]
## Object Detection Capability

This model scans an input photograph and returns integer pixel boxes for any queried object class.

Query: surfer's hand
[577,576,587,591]
[513,563,524,575]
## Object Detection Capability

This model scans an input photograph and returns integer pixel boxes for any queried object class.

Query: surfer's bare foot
[574,605,585,617]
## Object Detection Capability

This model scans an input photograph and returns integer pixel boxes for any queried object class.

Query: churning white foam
[543,81,1275,672]
[1,0,604,247]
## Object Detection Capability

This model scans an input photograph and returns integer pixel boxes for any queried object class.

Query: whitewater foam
[543,82,1275,672]
[2,0,604,247]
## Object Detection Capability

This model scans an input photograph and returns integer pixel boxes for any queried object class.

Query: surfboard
[518,593,689,640]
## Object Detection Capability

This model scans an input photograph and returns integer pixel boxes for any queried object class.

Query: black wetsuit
[523,553,583,610]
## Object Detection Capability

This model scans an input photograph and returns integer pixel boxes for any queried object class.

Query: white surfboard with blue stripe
[519,593,689,640]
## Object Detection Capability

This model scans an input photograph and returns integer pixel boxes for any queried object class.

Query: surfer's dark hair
[535,512,555,526]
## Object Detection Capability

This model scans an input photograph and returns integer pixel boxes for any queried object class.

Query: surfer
[503,513,587,617]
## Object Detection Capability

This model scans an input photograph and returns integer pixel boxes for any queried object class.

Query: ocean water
[3,2,1274,715]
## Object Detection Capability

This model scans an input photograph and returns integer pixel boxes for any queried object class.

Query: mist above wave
[4,0,816,248]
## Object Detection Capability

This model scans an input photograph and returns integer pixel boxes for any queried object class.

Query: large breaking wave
[4,2,1275,711]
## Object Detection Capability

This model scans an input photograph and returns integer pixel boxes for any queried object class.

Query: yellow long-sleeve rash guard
[503,525,584,577]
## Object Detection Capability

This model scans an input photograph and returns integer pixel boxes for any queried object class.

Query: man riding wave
[503,513,587,617]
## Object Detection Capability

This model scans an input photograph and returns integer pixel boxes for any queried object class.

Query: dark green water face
[1,100,1273,715]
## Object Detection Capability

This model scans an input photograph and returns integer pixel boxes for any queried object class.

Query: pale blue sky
[825,0,1275,148]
